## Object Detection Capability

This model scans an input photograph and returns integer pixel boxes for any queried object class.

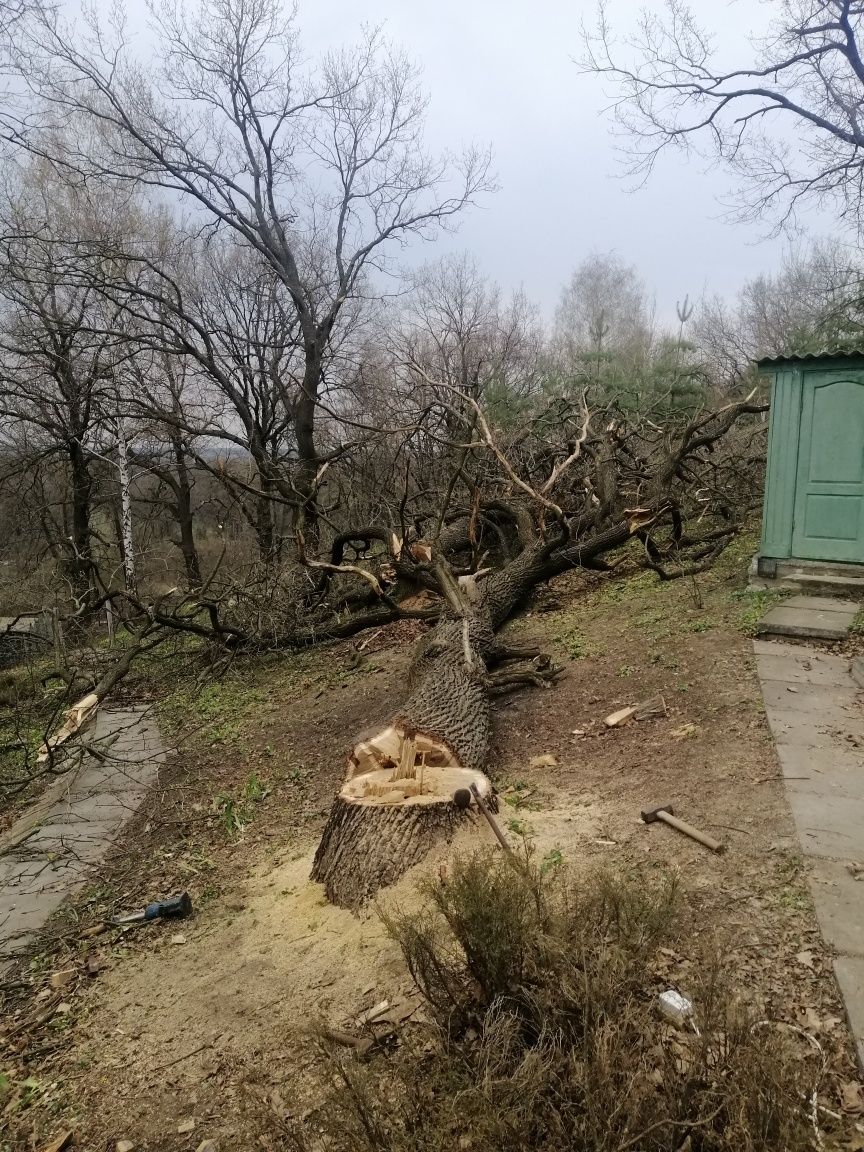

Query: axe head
[641,804,674,824]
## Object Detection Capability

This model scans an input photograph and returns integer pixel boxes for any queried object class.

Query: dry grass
[293,852,824,1152]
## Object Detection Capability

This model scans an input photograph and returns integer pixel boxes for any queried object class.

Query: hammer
[641,805,725,854]
[110,891,193,927]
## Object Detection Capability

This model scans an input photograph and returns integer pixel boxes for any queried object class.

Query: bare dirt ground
[3,537,864,1150]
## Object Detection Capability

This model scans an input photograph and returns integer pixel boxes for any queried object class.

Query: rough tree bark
[67,436,96,605]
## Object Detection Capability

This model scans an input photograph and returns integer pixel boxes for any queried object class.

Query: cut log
[311,762,493,910]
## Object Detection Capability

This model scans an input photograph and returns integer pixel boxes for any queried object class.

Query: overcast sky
[297,0,834,325]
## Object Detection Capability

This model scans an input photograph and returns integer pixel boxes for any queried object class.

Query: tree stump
[310,758,493,910]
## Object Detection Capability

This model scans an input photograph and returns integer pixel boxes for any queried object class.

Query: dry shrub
[295,853,822,1152]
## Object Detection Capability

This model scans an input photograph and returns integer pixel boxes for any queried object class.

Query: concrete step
[756,594,860,641]
[786,573,864,597]
[752,556,864,599]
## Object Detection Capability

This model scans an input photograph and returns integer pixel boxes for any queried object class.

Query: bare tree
[583,0,864,228]
[7,0,493,535]
[553,252,653,388]
[695,238,861,380]
[0,162,132,604]
[401,255,544,405]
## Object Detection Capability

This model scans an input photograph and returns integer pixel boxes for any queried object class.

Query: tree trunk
[255,476,276,562]
[311,593,499,908]
[311,767,493,910]
[171,435,202,589]
[67,438,95,605]
[115,417,137,597]
[295,352,320,542]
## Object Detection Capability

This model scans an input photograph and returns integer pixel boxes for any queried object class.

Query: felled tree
[307,387,764,907]
[84,381,765,908]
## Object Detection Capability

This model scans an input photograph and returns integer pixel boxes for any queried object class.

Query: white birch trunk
[115,417,137,596]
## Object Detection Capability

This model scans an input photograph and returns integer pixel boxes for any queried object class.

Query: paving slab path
[757,594,860,641]
[755,640,864,1068]
[0,706,164,971]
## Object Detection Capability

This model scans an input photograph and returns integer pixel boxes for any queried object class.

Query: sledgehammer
[641,804,725,854]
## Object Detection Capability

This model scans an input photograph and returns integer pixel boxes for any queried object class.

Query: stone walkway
[0,707,164,971]
[755,640,864,1068]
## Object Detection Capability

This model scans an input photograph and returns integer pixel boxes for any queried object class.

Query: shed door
[792,371,864,563]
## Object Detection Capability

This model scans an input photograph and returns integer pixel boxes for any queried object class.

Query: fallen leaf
[842,1081,864,1114]
[177,1118,196,1134]
[799,1005,822,1032]
[795,950,815,969]
[269,1089,288,1120]
[54,1002,72,1015]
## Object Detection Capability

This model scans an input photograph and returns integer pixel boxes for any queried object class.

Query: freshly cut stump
[311,762,493,910]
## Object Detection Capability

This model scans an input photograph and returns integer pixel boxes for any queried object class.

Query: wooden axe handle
[659,810,725,854]
[470,783,512,854]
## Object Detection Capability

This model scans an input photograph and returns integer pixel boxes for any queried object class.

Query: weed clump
[296,854,821,1152]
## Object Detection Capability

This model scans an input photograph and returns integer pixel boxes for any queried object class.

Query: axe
[641,804,725,854]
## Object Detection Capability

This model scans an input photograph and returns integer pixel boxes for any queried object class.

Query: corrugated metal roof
[756,347,864,367]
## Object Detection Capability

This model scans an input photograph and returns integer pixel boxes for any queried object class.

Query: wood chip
[41,1133,74,1152]
[49,970,75,990]
[634,695,667,720]
[604,706,638,728]
[528,753,557,768]
[80,922,108,939]
[355,1000,389,1026]
[177,1118,196,1134]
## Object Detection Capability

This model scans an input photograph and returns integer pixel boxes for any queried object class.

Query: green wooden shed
[757,349,864,574]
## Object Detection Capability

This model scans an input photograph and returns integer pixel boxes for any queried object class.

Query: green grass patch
[734,587,792,636]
